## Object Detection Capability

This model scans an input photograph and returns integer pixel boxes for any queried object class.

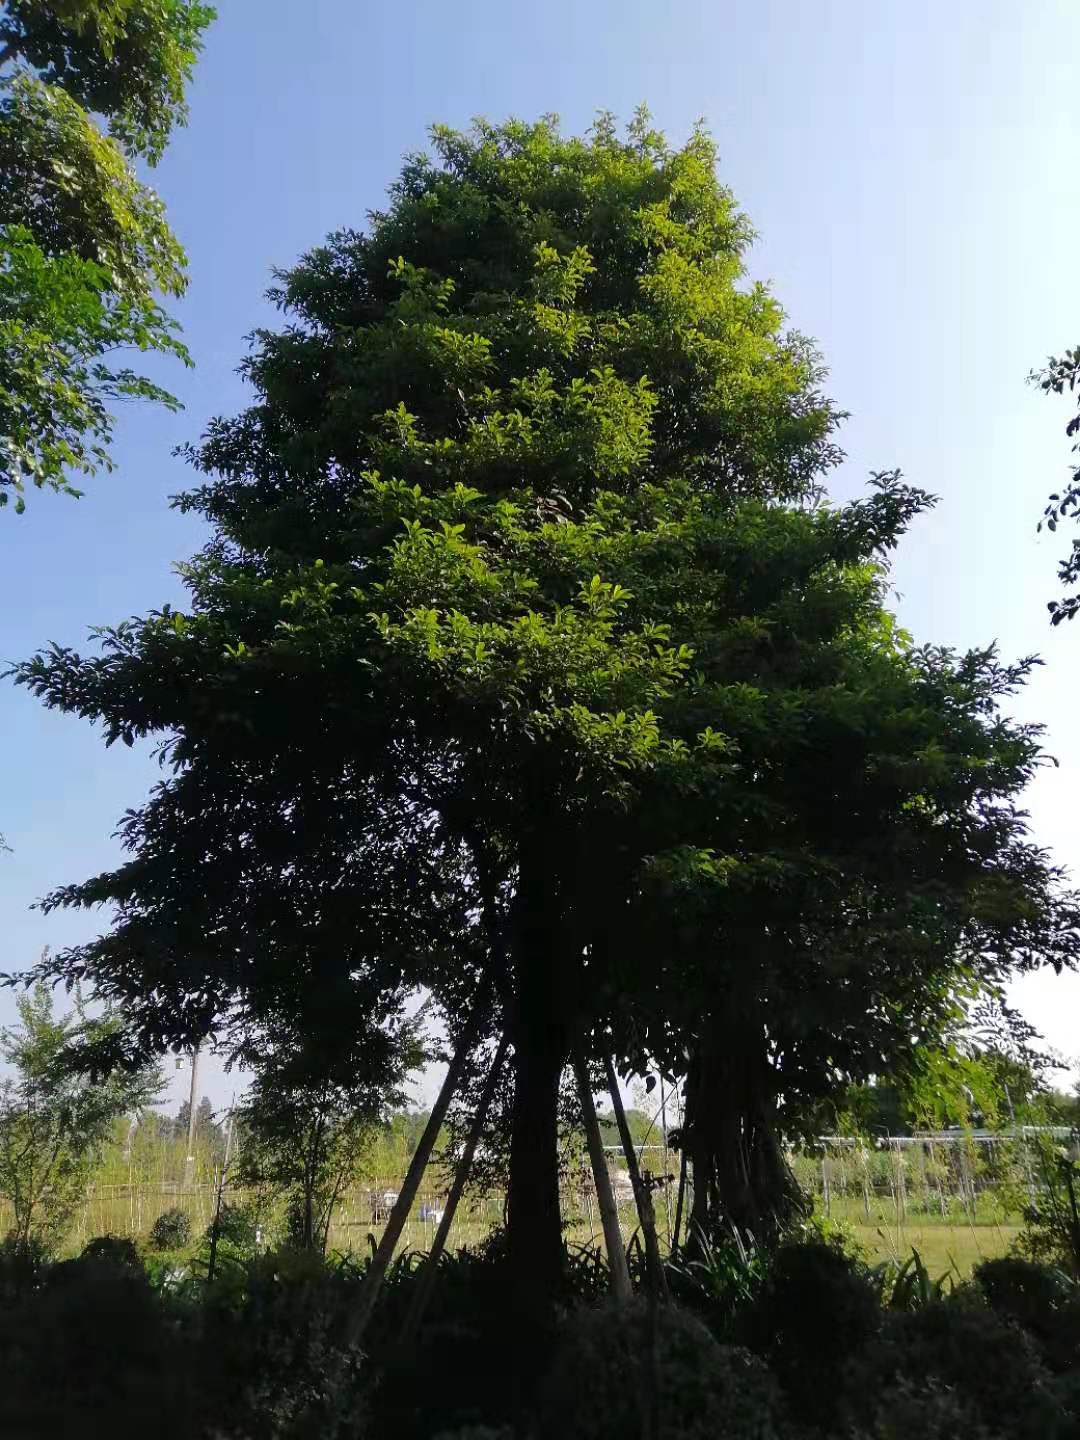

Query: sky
[2,0,1079,1111]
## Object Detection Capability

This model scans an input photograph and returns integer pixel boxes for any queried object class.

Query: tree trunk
[684,1013,806,1251]
[505,849,570,1324]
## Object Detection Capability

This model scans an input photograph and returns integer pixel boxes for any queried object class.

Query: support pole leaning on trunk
[574,1051,632,1305]
[603,1056,670,1302]
[399,1031,510,1346]
[345,976,492,1347]
[671,1148,688,1255]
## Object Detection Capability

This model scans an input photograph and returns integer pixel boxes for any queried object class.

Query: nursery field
[3,1172,1023,1277]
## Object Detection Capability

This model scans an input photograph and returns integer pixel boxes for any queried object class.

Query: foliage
[80,1231,142,1268]
[868,1247,957,1311]
[195,1247,368,1440]
[1032,345,1080,625]
[0,0,210,508]
[149,1204,191,1251]
[1015,1133,1080,1278]
[665,1225,766,1337]
[0,217,186,506]
[0,1245,196,1439]
[0,0,215,163]
[203,1199,258,1254]
[539,1297,785,1440]
[0,982,160,1250]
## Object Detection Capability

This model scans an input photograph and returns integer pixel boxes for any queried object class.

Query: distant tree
[0,982,160,1250]
[234,1011,419,1253]
[0,0,214,509]
[1031,346,1080,624]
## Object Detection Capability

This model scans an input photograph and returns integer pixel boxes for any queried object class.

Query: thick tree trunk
[505,846,570,1324]
[684,1013,806,1251]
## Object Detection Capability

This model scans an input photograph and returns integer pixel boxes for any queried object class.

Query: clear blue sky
[3,0,1079,1110]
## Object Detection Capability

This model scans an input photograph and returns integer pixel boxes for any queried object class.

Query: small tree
[0,981,160,1250]
[235,1015,419,1255]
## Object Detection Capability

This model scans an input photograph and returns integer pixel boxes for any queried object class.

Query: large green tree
[0,0,213,509]
[13,115,1076,1317]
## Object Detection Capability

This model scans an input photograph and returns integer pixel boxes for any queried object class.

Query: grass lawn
[851,1219,1021,1275]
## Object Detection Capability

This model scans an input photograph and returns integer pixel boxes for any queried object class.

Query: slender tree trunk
[573,1052,631,1303]
[344,974,491,1346]
[400,1032,510,1345]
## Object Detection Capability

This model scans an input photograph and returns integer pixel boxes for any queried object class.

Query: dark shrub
[197,1247,366,1439]
[865,1376,999,1439]
[975,1256,1080,1372]
[861,1297,1065,1440]
[149,1205,192,1251]
[80,1234,143,1270]
[0,1232,50,1299]
[539,1297,785,1440]
[742,1240,880,1427]
[0,1254,194,1439]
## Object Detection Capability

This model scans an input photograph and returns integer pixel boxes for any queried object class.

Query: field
[16,1165,1023,1277]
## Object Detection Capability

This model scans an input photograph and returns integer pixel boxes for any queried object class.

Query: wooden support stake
[671,1148,688,1254]
[574,1051,632,1304]
[399,1031,510,1345]
[345,975,491,1346]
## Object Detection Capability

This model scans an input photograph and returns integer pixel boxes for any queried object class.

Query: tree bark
[573,1051,631,1303]
[505,848,571,1324]
[683,1014,807,1250]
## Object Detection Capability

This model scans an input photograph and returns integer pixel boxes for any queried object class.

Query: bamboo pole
[574,1052,632,1304]
[399,1032,510,1344]
[344,975,491,1346]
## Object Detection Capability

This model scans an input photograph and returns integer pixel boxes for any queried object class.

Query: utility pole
[183,1043,200,1191]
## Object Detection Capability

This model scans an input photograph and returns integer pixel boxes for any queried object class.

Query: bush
[149,1205,192,1252]
[538,1297,785,1440]
[742,1240,880,1427]
[975,1256,1080,1368]
[0,1252,195,1440]
[80,1234,143,1270]
[865,1376,999,1440]
[205,1200,259,1253]
[196,1247,367,1439]
[0,1232,50,1299]
[859,1297,1065,1440]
